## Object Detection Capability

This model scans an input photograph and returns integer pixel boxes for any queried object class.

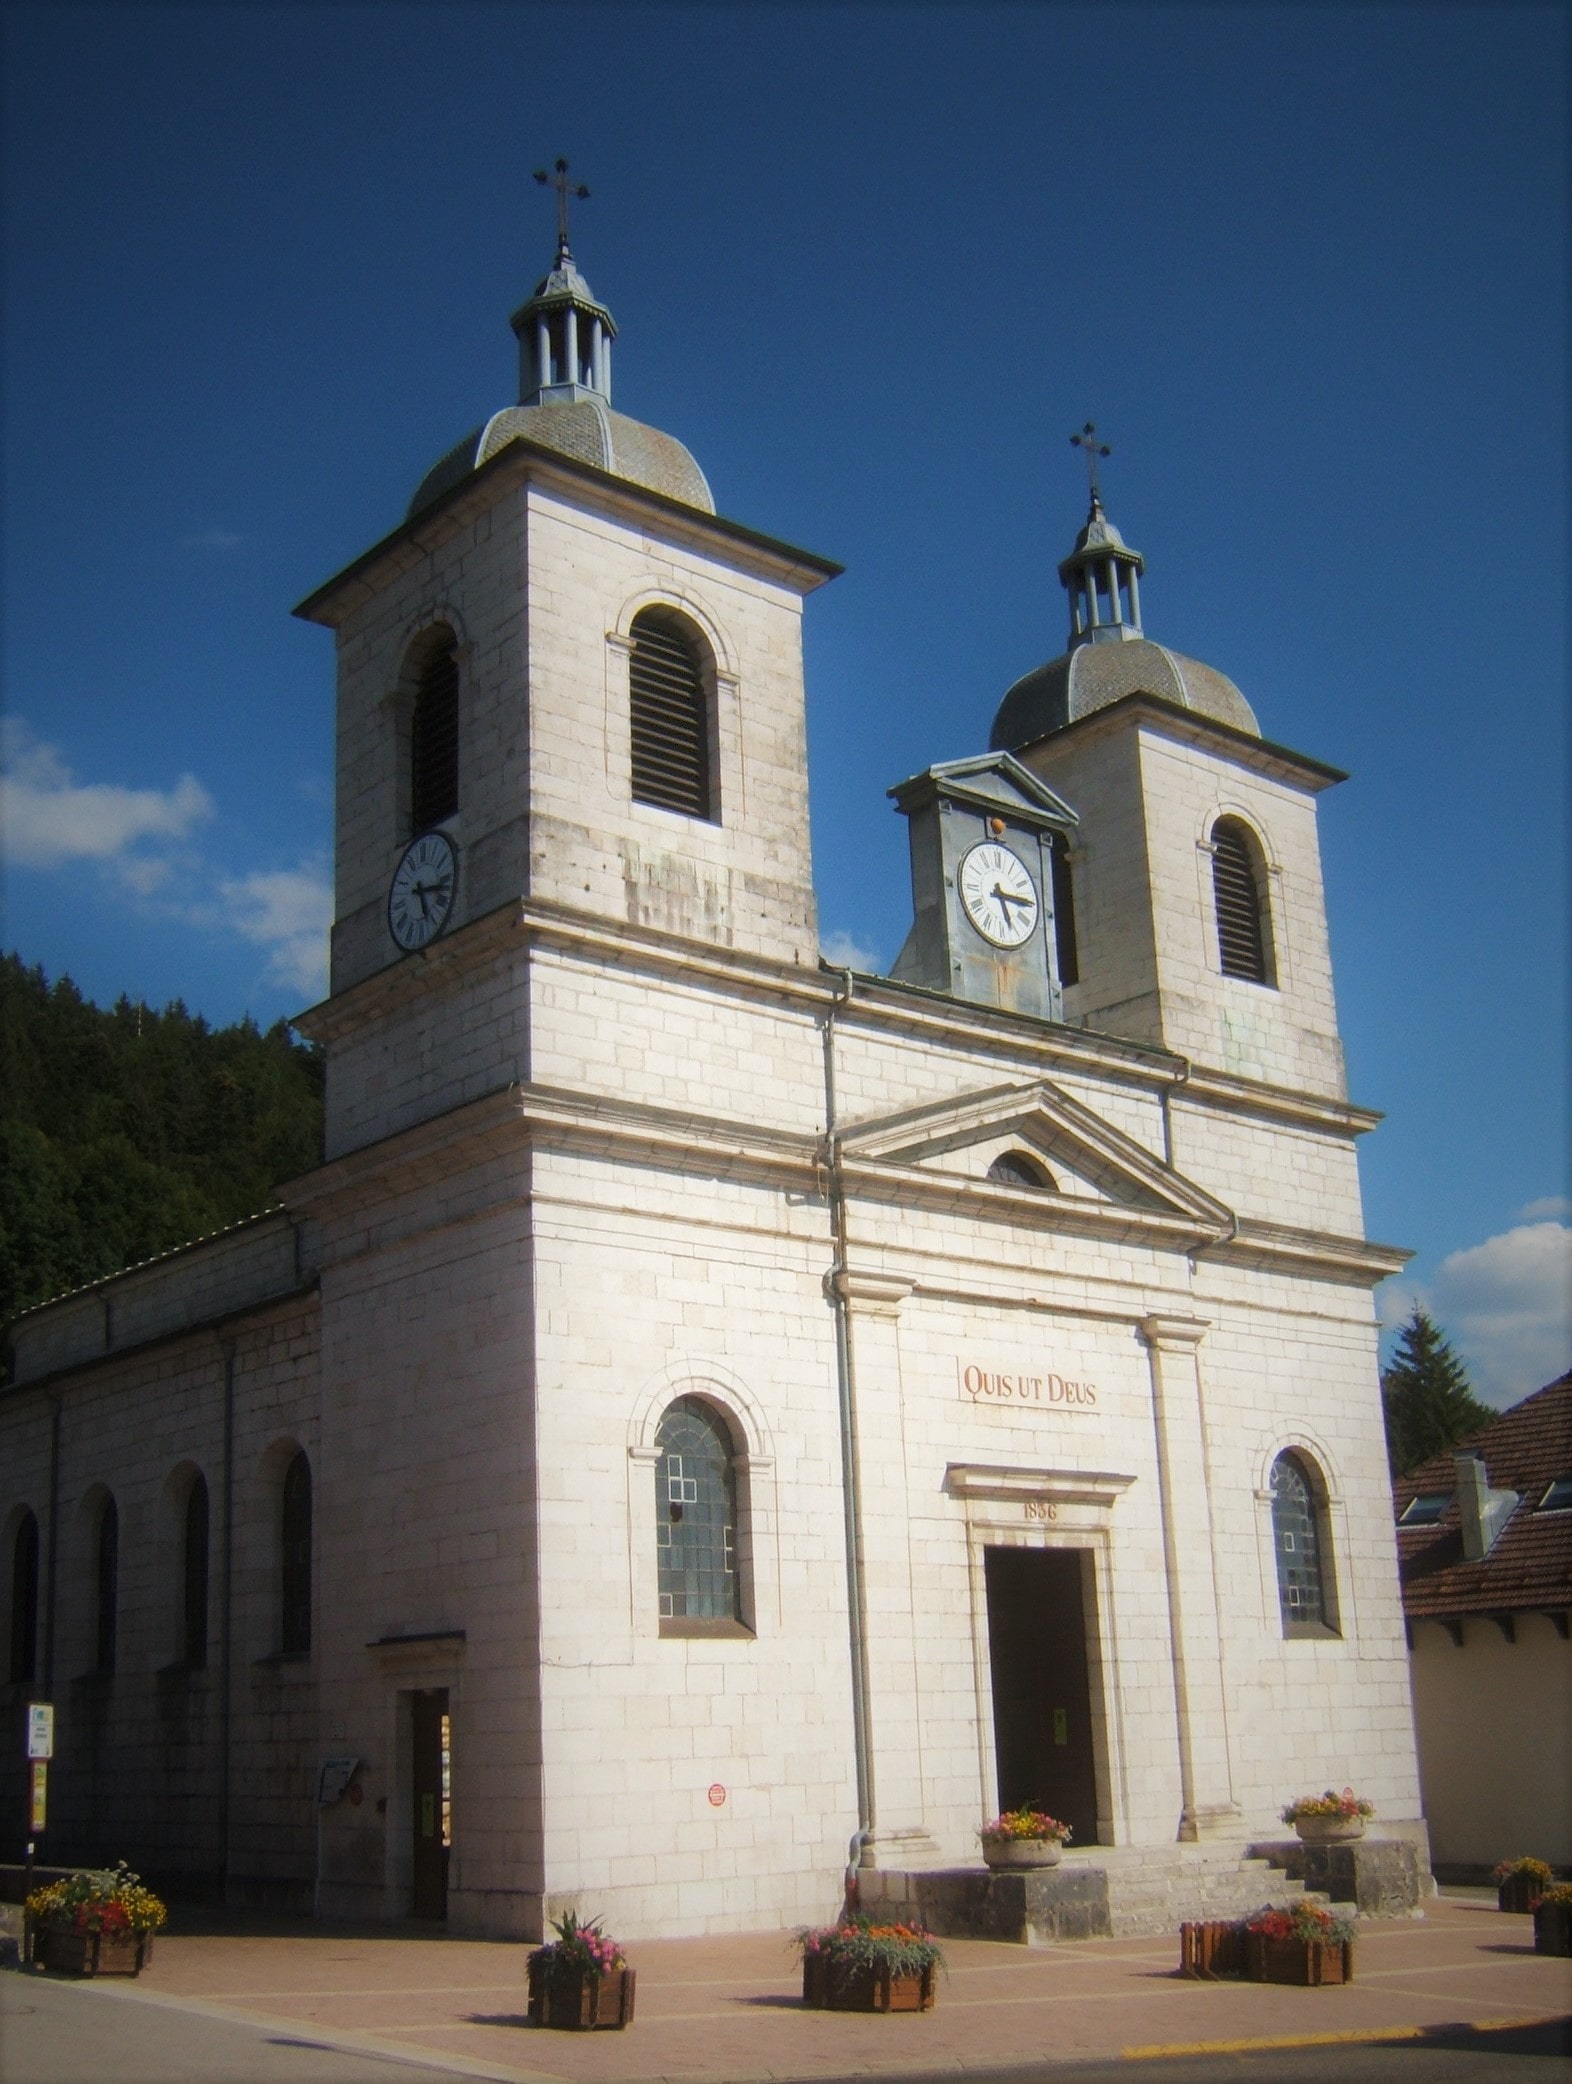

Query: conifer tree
[1380,1306,1493,1475]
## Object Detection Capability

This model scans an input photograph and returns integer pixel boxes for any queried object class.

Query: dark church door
[984,1547,1099,1847]
[411,1689,450,1919]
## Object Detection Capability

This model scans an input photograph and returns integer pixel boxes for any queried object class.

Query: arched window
[96,1494,119,1674]
[280,1452,312,1656]
[183,1475,209,1669]
[629,608,716,821]
[655,1398,739,1624]
[1271,1451,1334,1635]
[1211,818,1274,984]
[986,1151,1057,1190]
[409,632,459,836]
[9,1513,39,1684]
[1049,833,1078,987]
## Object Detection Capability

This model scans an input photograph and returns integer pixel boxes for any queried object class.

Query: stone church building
[1,225,1426,1939]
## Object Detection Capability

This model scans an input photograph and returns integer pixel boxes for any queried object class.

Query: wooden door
[410,1689,450,1919]
[984,1547,1099,1847]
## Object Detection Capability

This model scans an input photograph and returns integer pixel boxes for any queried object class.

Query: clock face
[959,840,1039,949]
[388,831,457,951]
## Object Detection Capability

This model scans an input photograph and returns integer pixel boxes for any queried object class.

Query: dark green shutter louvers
[410,644,459,836]
[1212,820,1269,981]
[630,612,713,819]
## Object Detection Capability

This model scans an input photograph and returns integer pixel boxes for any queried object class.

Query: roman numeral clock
[886,753,1078,1019]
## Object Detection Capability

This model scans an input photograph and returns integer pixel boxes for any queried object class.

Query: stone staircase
[1086,1842,1323,1938]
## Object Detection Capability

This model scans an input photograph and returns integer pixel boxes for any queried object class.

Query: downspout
[43,1394,62,1694]
[219,1338,236,1900]
[823,969,875,1890]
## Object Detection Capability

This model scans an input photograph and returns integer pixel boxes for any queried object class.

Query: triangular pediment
[838,1078,1232,1235]
[886,751,1078,831]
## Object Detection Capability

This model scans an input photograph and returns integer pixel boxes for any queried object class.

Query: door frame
[947,1463,1134,1848]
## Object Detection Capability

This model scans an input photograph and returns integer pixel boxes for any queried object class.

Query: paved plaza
[4,1893,1570,2082]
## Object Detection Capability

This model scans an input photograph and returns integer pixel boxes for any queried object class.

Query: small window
[1271,1451,1334,1636]
[1399,1493,1450,1526]
[96,1494,119,1674]
[9,1513,39,1684]
[629,608,715,820]
[655,1398,740,1624]
[986,1151,1057,1190]
[1538,1475,1572,1513]
[1049,833,1078,987]
[280,1452,312,1656]
[1211,818,1274,984]
[410,634,459,836]
[183,1475,209,1668]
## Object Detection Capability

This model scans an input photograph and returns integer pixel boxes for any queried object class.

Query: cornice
[1177,1066,1384,1138]
[1197,1218,1411,1287]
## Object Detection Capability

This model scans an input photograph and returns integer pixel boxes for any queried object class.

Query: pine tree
[1380,1306,1493,1475]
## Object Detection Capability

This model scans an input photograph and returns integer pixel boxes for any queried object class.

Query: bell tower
[990,440,1349,1099]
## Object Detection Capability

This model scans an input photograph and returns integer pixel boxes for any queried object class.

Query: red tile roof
[1393,1372,1572,1620]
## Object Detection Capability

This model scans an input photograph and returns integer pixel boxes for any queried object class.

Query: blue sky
[2,4,1566,1400]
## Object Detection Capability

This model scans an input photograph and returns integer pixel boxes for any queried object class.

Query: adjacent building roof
[1394,1372,1572,1624]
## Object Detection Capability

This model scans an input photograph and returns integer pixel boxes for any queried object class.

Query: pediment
[837,1078,1232,1235]
[887,751,1078,831]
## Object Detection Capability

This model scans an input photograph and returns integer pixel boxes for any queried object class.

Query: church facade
[1,227,1426,1940]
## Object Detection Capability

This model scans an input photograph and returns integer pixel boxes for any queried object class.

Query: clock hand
[992,884,1030,914]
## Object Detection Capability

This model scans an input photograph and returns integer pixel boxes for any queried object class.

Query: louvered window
[410,638,459,836]
[629,609,715,820]
[1211,818,1273,983]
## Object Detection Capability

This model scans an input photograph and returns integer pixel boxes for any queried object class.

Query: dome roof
[408,398,715,520]
[990,635,1259,752]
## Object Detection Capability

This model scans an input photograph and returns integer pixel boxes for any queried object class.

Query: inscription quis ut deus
[959,1361,1098,1409]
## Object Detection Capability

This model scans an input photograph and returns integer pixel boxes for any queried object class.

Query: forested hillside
[0,955,323,1325]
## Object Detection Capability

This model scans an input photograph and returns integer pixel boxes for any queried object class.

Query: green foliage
[0,955,323,1325]
[1380,1305,1494,1475]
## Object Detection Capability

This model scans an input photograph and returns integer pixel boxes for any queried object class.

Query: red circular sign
[707,1783,727,1808]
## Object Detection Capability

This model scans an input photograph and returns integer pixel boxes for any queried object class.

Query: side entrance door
[984,1546,1099,1847]
[410,1688,450,1920]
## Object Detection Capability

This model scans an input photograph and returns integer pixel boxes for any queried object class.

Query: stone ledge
[1248,1835,1425,1916]
[859,1864,1111,1945]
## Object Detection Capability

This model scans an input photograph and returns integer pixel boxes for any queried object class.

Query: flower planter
[526,1960,636,2029]
[802,1955,936,2012]
[1498,1873,1545,1915]
[1291,1815,1366,1844]
[1180,1919,1245,1979]
[981,1838,1063,1871]
[1533,1901,1572,1958]
[1246,1934,1354,1986]
[31,1927,153,1977]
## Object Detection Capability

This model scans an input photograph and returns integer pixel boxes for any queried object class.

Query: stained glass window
[1271,1451,1330,1634]
[96,1495,118,1673]
[655,1398,739,1622]
[281,1451,312,1655]
[9,1513,38,1685]
[184,1474,209,1668]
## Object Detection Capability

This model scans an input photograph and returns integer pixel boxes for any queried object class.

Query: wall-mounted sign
[707,1783,727,1808]
[317,1755,361,1806]
[26,1703,53,1760]
[958,1361,1097,1409]
[30,1761,47,1832]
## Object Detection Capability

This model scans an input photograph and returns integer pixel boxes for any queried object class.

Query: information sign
[30,1761,47,1832]
[26,1703,54,1761]
[317,1755,361,1806]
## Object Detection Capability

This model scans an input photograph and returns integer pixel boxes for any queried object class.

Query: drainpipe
[219,1339,236,1901]
[822,969,875,1890]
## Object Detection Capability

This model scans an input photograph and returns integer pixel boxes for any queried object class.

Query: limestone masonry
[1,233,1425,1938]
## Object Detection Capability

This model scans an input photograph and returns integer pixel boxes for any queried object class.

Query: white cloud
[1,720,214,870]
[181,525,246,549]
[1418,1221,1572,1407]
[820,928,881,973]
[218,860,333,999]
[1517,1194,1571,1222]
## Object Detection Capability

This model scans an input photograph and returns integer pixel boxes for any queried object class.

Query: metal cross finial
[1070,421,1111,504]
[534,156,590,256]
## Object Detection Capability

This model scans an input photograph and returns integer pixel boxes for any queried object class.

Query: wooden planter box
[30,1926,153,1977]
[526,1960,636,2030]
[1499,1873,1548,1914]
[1533,1901,1572,1958]
[1246,1934,1353,1986]
[802,1954,937,2012]
[1179,1919,1245,1979]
